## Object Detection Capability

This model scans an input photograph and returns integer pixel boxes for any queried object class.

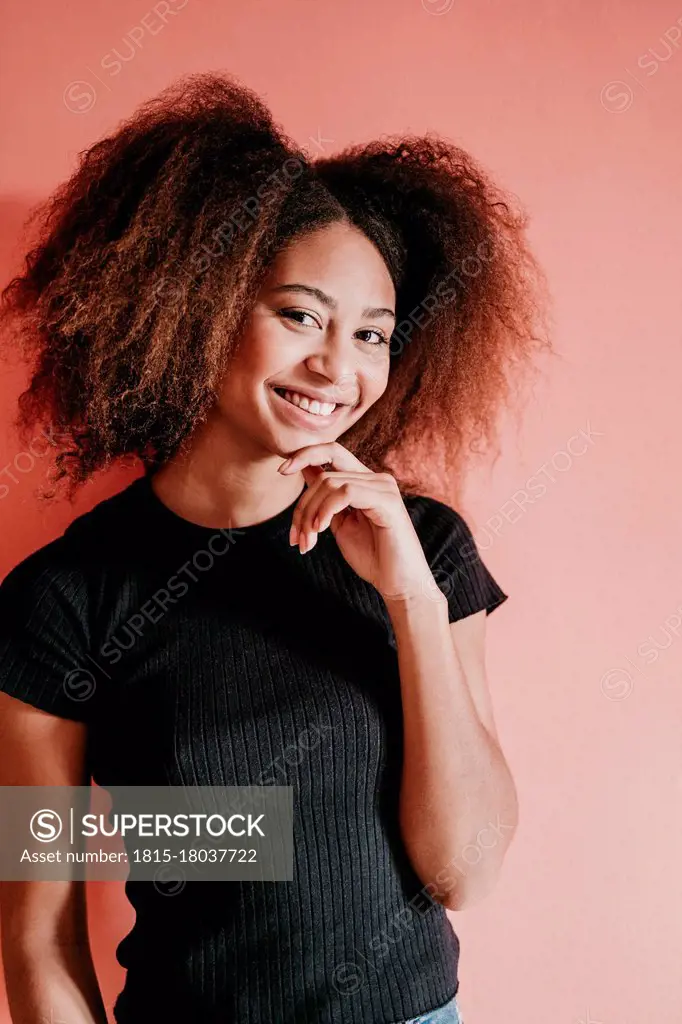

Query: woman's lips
[268,385,347,430]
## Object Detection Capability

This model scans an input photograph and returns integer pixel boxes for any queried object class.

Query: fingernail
[279,458,292,473]
[289,523,298,546]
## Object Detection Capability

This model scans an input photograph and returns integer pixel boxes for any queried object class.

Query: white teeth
[280,389,336,417]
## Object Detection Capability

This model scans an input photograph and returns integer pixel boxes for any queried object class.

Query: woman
[0,72,547,1024]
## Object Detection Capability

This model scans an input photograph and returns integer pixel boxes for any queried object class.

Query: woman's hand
[278,441,435,604]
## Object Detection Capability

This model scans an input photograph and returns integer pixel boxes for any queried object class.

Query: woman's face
[214,220,396,458]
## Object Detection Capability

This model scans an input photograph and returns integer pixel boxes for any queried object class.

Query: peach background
[1,1,682,1022]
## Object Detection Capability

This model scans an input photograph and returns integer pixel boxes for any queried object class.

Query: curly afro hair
[1,70,550,504]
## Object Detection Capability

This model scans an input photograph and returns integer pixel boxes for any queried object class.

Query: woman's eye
[278,309,318,327]
[278,310,387,345]
[357,329,388,346]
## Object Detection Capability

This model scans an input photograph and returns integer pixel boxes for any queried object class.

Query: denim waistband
[402,991,463,1024]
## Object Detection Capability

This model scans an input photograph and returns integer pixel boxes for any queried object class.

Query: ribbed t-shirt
[0,473,507,1024]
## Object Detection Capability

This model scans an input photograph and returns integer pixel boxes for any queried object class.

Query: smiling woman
[209,220,396,453]
[0,70,547,1024]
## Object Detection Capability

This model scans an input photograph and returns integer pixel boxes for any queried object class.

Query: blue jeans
[403,992,463,1024]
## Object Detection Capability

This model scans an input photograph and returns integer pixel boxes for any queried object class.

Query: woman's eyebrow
[270,283,396,321]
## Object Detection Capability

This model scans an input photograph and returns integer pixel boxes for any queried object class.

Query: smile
[271,387,340,417]
[266,385,352,432]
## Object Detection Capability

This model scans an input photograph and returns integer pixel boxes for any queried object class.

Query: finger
[299,482,353,547]
[300,477,396,551]
[310,489,355,535]
[279,441,372,476]
[292,473,365,543]
[301,490,354,554]
[297,473,397,535]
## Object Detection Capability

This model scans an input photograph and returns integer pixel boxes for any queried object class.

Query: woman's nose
[303,347,359,405]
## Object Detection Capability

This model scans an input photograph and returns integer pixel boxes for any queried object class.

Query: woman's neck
[148,419,305,531]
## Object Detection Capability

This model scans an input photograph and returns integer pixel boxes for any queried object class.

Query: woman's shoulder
[0,480,146,722]
[401,489,508,620]
[400,490,475,558]
[0,476,144,598]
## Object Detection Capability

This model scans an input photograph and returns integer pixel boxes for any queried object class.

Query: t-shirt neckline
[133,473,305,542]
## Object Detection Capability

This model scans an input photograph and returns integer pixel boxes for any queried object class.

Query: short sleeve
[0,546,100,723]
[407,495,509,623]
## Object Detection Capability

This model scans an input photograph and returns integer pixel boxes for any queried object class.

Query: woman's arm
[386,592,519,912]
[0,692,109,1024]
[279,444,517,910]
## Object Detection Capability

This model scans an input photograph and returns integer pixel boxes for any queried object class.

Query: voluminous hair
[1,71,550,502]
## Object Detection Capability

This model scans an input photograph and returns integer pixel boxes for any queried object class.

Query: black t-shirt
[0,473,507,1024]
